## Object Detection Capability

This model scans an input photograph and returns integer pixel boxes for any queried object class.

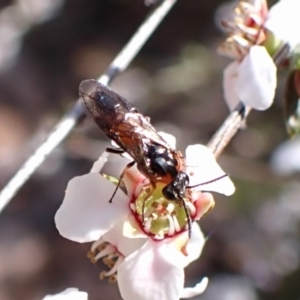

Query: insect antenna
[187,174,228,189]
[109,161,135,203]
[179,195,192,238]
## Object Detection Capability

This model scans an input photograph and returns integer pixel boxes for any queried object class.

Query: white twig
[0,0,177,213]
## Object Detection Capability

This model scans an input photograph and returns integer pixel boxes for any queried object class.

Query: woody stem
[207,43,291,157]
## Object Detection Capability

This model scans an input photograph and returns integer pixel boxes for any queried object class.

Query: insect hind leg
[109,160,135,203]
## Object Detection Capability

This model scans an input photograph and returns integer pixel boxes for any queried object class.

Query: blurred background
[1,0,300,299]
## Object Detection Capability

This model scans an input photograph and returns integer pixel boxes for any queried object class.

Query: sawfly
[79,79,226,237]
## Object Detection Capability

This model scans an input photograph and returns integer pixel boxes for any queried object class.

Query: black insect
[79,79,226,237]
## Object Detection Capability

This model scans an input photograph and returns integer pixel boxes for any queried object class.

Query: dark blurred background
[1,0,300,299]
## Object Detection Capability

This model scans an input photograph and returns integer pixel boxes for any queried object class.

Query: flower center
[218,0,268,59]
[87,238,124,283]
[130,183,196,240]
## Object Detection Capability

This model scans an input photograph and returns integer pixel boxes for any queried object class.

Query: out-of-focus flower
[271,136,300,175]
[218,0,269,60]
[219,0,277,111]
[223,45,276,110]
[55,133,235,300]
[0,0,62,70]
[42,288,88,300]
[265,0,300,50]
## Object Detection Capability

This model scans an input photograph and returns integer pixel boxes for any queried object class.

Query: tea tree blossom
[218,0,269,60]
[220,0,300,111]
[219,0,277,111]
[42,288,88,300]
[223,45,276,110]
[55,133,235,300]
[117,231,209,300]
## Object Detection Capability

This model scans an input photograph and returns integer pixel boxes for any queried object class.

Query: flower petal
[111,140,132,160]
[266,0,300,49]
[250,0,268,16]
[89,152,109,173]
[236,46,277,110]
[194,192,215,219]
[123,214,148,239]
[42,288,88,300]
[167,222,206,266]
[118,240,184,300]
[102,217,146,257]
[181,277,209,298]
[122,164,147,199]
[185,144,235,196]
[55,173,129,243]
[223,61,240,111]
[184,222,206,267]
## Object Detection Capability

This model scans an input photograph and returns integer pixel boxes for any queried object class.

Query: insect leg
[106,147,125,154]
[109,160,135,203]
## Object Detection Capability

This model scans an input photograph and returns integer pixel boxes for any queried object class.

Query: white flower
[218,0,268,60]
[265,0,300,49]
[271,136,300,176]
[42,288,88,300]
[219,0,277,111]
[185,143,235,196]
[55,133,235,300]
[117,223,208,300]
[223,45,277,110]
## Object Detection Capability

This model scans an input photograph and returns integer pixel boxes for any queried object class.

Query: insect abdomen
[79,79,137,130]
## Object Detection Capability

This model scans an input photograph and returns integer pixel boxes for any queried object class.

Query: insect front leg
[109,160,135,203]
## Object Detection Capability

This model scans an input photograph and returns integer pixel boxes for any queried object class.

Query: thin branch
[207,43,291,158]
[207,103,251,158]
[0,0,177,213]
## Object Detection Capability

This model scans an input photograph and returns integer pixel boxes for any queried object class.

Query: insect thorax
[143,143,179,180]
